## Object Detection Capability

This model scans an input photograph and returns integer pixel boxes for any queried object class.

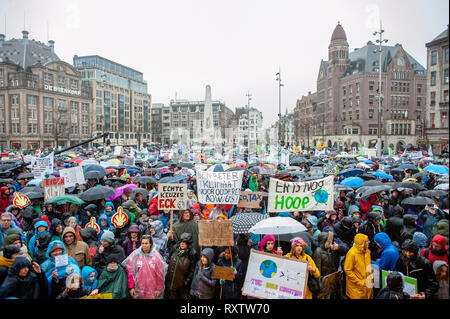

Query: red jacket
[420,234,449,265]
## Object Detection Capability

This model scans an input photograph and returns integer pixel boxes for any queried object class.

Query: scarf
[0,256,14,268]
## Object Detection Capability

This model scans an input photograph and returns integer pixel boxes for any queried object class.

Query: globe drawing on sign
[314,189,329,204]
[260,260,277,278]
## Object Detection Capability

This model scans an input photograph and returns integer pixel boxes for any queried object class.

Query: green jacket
[97,266,130,299]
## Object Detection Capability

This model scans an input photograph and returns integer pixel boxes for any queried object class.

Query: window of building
[349,111,352,120]
[27,123,37,134]
[369,109,374,119]
[28,108,37,120]
[11,123,20,134]
[343,87,346,96]
[356,83,360,93]
[431,71,437,86]
[0,95,4,106]
[430,92,436,106]
[349,98,352,107]
[444,68,449,84]
[11,107,19,120]
[431,50,438,65]
[352,128,359,134]
[356,110,360,120]
[369,81,374,91]
[417,97,422,107]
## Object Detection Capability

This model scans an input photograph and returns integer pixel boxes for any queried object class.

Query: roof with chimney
[0,31,60,70]
[344,41,426,76]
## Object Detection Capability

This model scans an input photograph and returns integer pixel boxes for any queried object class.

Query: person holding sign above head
[285,237,320,299]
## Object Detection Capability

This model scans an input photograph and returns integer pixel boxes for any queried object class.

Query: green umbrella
[46,195,86,205]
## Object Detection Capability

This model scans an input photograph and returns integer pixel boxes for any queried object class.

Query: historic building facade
[0,31,92,150]
[294,23,427,152]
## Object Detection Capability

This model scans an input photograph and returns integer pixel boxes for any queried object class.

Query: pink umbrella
[109,183,136,201]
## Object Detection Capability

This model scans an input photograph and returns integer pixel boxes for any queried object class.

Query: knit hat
[49,242,64,256]
[290,237,307,247]
[101,230,115,244]
[2,245,21,259]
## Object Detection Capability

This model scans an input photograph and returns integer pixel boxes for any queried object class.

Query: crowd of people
[0,146,448,300]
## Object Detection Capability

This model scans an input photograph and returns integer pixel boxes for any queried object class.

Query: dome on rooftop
[331,23,347,42]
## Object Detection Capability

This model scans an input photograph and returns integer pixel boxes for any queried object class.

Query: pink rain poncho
[121,245,165,299]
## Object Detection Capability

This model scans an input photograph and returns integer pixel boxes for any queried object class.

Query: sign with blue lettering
[267,176,334,212]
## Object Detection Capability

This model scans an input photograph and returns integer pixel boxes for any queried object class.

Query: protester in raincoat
[121,224,142,257]
[27,220,49,258]
[216,246,244,299]
[89,254,130,299]
[149,220,169,262]
[359,211,384,260]
[190,247,217,299]
[373,232,399,271]
[286,237,320,299]
[62,226,92,269]
[313,231,336,277]
[49,218,63,242]
[433,260,449,299]
[168,209,199,254]
[81,265,98,291]
[343,233,373,299]
[419,205,446,243]
[92,230,126,276]
[0,256,47,299]
[420,234,449,265]
[0,245,21,285]
[122,235,165,299]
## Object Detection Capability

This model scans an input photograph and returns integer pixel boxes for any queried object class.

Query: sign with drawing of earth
[260,259,277,278]
[314,189,329,204]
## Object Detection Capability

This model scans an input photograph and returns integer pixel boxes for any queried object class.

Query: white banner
[114,146,123,156]
[268,175,334,212]
[242,250,308,299]
[124,155,135,166]
[196,170,244,204]
[32,152,54,179]
[157,183,187,210]
[59,166,86,188]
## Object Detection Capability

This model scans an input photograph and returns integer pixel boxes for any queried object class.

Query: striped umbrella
[230,212,268,234]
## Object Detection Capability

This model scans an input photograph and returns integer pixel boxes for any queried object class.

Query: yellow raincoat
[343,233,373,299]
[286,252,320,299]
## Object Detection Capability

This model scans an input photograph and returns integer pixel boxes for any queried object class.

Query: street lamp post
[245,91,252,163]
[374,21,388,158]
[276,68,284,162]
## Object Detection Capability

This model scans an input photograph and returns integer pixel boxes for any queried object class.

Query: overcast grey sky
[1,0,448,128]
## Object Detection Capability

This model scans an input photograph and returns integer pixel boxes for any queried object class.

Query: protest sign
[316,271,342,298]
[267,175,334,212]
[157,183,187,210]
[13,192,30,209]
[381,270,418,295]
[196,170,243,204]
[55,254,69,279]
[81,292,113,299]
[60,166,85,188]
[32,152,54,179]
[324,162,337,175]
[43,177,65,201]
[237,191,263,209]
[114,146,123,156]
[198,220,234,247]
[214,265,235,281]
[242,249,308,299]
[309,166,324,178]
[124,155,135,166]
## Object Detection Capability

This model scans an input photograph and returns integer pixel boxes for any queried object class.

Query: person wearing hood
[186,189,197,208]
[0,245,21,285]
[165,232,197,299]
[419,205,446,243]
[359,211,384,260]
[286,237,320,299]
[133,191,149,212]
[319,210,340,231]
[122,200,142,222]
[1,229,32,262]
[399,214,418,245]
[98,213,113,242]
[375,271,410,299]
[122,234,165,299]
[431,219,449,246]
[27,220,49,258]
[305,215,321,238]
[42,203,57,222]
[60,211,73,228]
[258,234,283,255]
[89,253,130,299]
[405,205,424,232]
[34,232,53,265]
[313,231,337,277]
[92,230,126,276]
[168,209,199,254]
[334,216,357,248]
[395,239,439,299]
[40,240,81,298]
[79,204,99,228]
[216,246,244,299]
[433,260,449,299]
[80,227,101,261]
[149,220,169,262]
[20,206,39,233]
[67,216,83,242]
[121,224,142,257]
[373,232,399,274]
[412,232,429,252]
[6,206,23,228]
[190,247,217,299]
[81,265,98,291]
[420,234,449,265]
[62,226,92,269]
[384,216,404,247]
[343,233,373,299]
[49,218,63,242]
[104,201,116,220]
[0,186,13,213]
[0,256,47,299]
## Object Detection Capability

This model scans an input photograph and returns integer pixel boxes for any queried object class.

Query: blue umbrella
[424,164,449,175]
[364,160,374,165]
[336,168,364,178]
[341,177,364,188]
[371,172,393,180]
[83,164,108,175]
[126,168,140,175]
[26,179,42,186]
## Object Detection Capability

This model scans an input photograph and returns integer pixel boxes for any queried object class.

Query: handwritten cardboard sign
[237,191,263,209]
[43,177,65,201]
[214,265,235,281]
[157,183,187,210]
[198,220,234,247]
[196,170,243,204]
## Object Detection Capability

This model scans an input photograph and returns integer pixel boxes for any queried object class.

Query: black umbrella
[401,196,435,206]
[362,180,383,187]
[399,182,425,191]
[84,170,105,179]
[135,176,157,184]
[21,188,45,199]
[230,212,268,234]
[412,172,429,179]
[17,172,35,180]
[0,178,14,184]
[360,173,377,181]
[398,164,419,171]
[418,190,448,197]
[335,184,354,191]
[360,185,392,200]
[107,177,127,184]
[131,187,149,200]
[179,162,194,169]
[79,186,116,201]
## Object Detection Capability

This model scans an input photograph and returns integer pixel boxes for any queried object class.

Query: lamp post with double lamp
[276,68,284,162]
[245,91,252,162]
[373,21,388,158]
